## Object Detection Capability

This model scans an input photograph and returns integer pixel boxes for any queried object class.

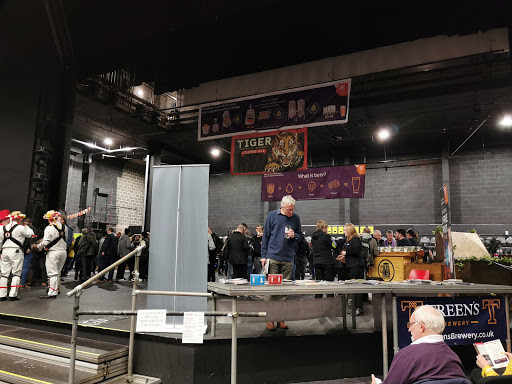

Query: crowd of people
[207,195,425,320]
[0,209,150,301]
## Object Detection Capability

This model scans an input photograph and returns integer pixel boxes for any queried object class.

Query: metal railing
[66,246,265,383]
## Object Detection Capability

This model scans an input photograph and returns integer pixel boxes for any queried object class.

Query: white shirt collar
[411,334,443,345]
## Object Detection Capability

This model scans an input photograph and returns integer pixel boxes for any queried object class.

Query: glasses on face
[407,321,420,328]
[282,207,294,212]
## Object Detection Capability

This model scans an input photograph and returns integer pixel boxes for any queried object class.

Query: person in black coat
[225,224,250,279]
[311,220,336,297]
[99,227,118,281]
[395,229,411,246]
[336,223,365,315]
[406,228,419,246]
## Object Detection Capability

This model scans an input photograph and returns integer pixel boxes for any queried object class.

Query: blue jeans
[247,256,253,277]
[21,252,33,285]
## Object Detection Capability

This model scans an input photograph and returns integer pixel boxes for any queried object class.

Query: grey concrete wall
[449,148,512,231]
[63,148,512,238]
[208,148,512,237]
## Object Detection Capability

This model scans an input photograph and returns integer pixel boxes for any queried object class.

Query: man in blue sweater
[261,195,302,331]
[371,305,466,384]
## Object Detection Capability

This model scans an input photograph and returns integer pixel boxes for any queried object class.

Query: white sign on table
[136,309,167,332]
[182,312,205,344]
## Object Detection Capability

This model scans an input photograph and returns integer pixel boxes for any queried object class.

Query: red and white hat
[43,210,60,221]
[0,210,10,222]
[8,211,26,220]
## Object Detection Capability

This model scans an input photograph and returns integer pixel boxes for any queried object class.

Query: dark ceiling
[3,0,512,171]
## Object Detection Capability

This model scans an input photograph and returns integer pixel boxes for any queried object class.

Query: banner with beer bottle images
[261,164,366,201]
[198,79,351,141]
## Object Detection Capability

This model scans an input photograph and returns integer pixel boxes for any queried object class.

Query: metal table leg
[231,296,238,384]
[506,294,511,352]
[393,295,398,356]
[382,293,388,378]
[352,294,356,329]
[211,293,217,337]
[342,294,347,331]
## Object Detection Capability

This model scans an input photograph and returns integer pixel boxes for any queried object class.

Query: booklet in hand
[474,339,509,369]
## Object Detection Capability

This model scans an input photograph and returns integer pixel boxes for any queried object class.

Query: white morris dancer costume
[33,210,67,299]
[0,211,35,300]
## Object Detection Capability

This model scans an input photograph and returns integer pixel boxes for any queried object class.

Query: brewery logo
[400,300,424,319]
[378,259,395,281]
[483,299,500,325]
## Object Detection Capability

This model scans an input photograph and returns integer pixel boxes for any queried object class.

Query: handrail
[66,245,146,298]
[66,244,265,384]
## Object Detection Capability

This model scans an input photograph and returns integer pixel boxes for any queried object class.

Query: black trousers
[80,255,94,280]
[207,252,217,282]
[295,256,307,280]
[232,264,247,280]
[29,252,47,284]
[348,265,364,309]
[314,264,335,298]
[117,255,134,280]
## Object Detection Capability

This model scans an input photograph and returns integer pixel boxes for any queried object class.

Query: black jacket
[225,231,250,265]
[311,230,335,266]
[251,234,262,257]
[101,233,118,258]
[344,236,364,267]
[397,238,411,246]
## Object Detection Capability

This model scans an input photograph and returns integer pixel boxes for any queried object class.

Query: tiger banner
[230,128,307,175]
[261,164,366,202]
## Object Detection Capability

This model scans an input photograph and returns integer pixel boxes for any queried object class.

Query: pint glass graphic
[352,177,361,193]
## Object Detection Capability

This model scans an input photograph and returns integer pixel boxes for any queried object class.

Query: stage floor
[0,272,377,339]
[0,273,381,384]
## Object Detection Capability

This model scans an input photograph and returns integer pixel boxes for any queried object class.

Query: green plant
[468,229,477,234]
[454,256,512,267]
[433,226,443,235]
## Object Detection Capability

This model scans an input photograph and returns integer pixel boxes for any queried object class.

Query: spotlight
[499,116,512,127]
[104,138,113,146]
[137,89,144,97]
[377,128,391,141]
[211,148,221,157]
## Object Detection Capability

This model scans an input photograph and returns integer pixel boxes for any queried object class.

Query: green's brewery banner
[230,128,307,175]
[199,79,351,141]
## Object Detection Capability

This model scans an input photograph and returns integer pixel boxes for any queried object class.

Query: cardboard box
[268,274,283,285]
[250,274,265,285]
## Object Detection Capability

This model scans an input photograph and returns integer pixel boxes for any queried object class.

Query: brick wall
[208,148,512,237]
[116,165,145,232]
[450,148,512,229]
[64,148,512,237]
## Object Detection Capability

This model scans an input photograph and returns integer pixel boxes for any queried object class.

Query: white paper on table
[182,312,205,344]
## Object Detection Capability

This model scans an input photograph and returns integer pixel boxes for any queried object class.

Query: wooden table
[368,252,416,281]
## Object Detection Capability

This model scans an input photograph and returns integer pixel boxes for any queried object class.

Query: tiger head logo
[264,132,304,172]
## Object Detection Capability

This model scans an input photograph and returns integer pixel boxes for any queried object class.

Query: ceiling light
[104,138,113,146]
[377,128,391,141]
[499,116,512,127]
[137,89,144,97]
[211,148,221,157]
